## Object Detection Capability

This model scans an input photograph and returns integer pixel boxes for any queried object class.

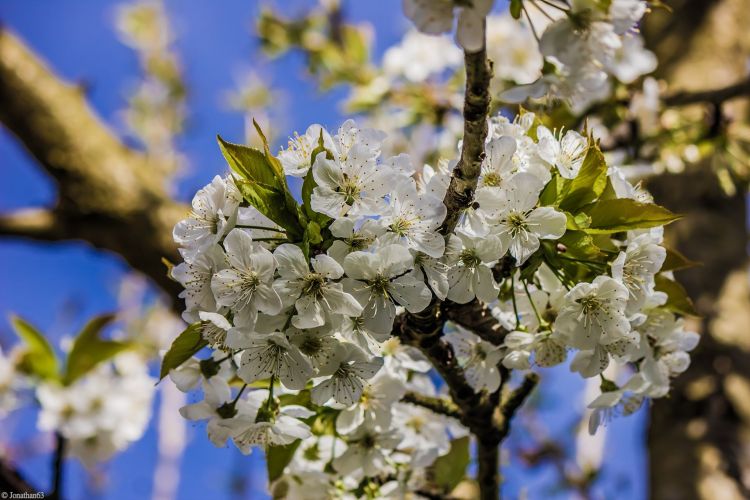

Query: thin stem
[235,224,285,233]
[252,237,288,242]
[522,5,541,44]
[537,0,569,12]
[528,0,556,22]
[522,279,547,329]
[51,433,65,500]
[510,274,522,330]
[266,375,276,413]
[232,383,248,405]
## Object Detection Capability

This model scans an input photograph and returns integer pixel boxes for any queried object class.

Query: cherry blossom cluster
[404,0,656,112]
[36,353,155,466]
[168,104,696,493]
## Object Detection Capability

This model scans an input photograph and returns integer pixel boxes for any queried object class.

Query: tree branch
[0,208,61,240]
[663,76,750,107]
[497,373,539,439]
[445,300,508,346]
[401,391,462,420]
[439,31,493,236]
[0,28,185,303]
[0,458,36,494]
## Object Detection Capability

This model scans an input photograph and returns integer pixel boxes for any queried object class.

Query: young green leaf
[655,275,697,316]
[10,315,59,381]
[63,314,131,385]
[429,436,470,492]
[234,178,304,240]
[510,0,523,19]
[217,135,280,188]
[159,322,207,381]
[584,199,681,234]
[267,441,302,483]
[559,143,608,211]
[661,247,700,272]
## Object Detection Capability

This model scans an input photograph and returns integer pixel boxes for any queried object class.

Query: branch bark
[663,76,750,106]
[401,391,462,420]
[0,28,185,304]
[439,35,493,236]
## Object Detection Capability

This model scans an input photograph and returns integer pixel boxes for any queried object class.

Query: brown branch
[497,373,539,440]
[401,391,462,420]
[445,300,509,346]
[439,28,493,236]
[663,76,750,107]
[0,208,61,240]
[0,28,184,304]
[0,458,36,494]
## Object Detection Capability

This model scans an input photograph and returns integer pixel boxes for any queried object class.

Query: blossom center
[459,249,481,268]
[301,273,326,297]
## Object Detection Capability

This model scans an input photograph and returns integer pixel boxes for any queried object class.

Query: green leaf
[218,135,280,188]
[655,275,697,316]
[559,143,608,211]
[539,174,564,206]
[63,314,131,385]
[584,199,681,234]
[10,316,59,381]
[558,230,602,260]
[662,247,700,272]
[510,0,523,19]
[267,441,302,483]
[565,211,591,230]
[219,132,304,239]
[430,436,470,492]
[159,323,207,381]
[234,178,304,239]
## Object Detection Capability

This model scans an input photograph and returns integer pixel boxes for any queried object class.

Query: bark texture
[0,28,185,303]
[644,1,750,498]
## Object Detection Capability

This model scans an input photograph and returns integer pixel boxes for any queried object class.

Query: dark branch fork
[394,20,538,499]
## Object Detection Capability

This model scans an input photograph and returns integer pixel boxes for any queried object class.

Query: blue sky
[0,1,647,498]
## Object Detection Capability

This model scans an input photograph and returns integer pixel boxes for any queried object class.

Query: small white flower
[210,229,281,328]
[379,180,447,258]
[226,390,313,454]
[611,235,666,315]
[335,371,406,434]
[446,326,504,392]
[327,218,385,264]
[310,144,389,219]
[343,245,432,335]
[278,124,334,177]
[446,233,503,304]
[493,172,566,265]
[232,330,314,391]
[173,175,242,259]
[554,276,633,350]
[403,0,495,52]
[332,422,402,477]
[536,126,588,179]
[311,343,384,406]
[273,244,363,329]
[172,245,225,319]
[393,402,451,467]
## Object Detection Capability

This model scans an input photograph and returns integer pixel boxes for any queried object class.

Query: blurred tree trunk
[644,1,750,498]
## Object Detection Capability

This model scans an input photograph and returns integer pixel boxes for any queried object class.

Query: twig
[401,391,462,420]
[497,373,540,439]
[50,433,65,500]
[438,28,493,235]
[663,77,750,106]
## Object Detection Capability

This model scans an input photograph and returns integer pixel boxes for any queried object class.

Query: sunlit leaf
[10,316,59,381]
[63,314,131,385]
[159,322,207,381]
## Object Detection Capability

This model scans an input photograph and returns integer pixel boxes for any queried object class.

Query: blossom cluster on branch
[165,104,696,496]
